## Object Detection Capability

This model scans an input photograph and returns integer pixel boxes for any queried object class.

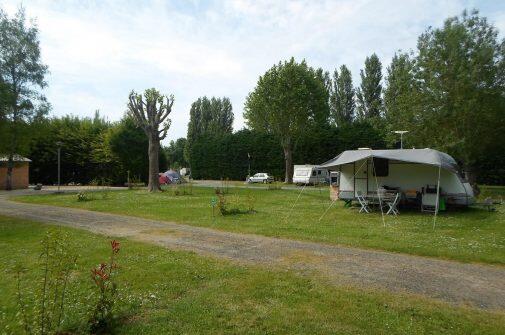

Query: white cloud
[2,0,504,142]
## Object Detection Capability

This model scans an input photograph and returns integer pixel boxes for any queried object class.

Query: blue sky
[3,0,505,142]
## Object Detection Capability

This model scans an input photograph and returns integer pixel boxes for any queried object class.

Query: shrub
[214,188,256,216]
[14,230,78,335]
[89,240,121,333]
[164,182,194,196]
[77,191,93,202]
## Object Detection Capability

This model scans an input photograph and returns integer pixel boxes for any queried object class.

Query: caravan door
[354,160,368,197]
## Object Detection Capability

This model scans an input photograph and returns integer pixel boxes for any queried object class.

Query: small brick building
[0,155,31,190]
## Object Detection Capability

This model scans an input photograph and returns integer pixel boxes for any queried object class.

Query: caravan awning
[319,149,459,172]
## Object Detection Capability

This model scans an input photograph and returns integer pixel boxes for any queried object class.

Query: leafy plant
[214,188,255,216]
[215,188,228,215]
[76,191,93,202]
[245,192,256,213]
[164,182,193,196]
[14,230,77,335]
[89,240,121,333]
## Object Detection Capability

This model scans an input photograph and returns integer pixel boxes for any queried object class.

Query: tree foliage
[108,115,167,182]
[244,58,330,182]
[0,7,49,189]
[27,113,167,186]
[383,52,421,147]
[330,65,355,126]
[384,10,505,183]
[356,53,383,120]
[164,137,187,170]
[185,96,234,161]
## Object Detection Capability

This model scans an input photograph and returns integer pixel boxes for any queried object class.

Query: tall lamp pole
[56,141,62,192]
[247,153,251,177]
[392,130,409,149]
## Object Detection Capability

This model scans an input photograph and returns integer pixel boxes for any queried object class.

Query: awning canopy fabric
[319,149,458,172]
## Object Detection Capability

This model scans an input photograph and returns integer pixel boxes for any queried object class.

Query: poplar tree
[331,65,355,126]
[356,54,383,119]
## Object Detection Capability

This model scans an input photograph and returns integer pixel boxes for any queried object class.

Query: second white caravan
[293,165,329,185]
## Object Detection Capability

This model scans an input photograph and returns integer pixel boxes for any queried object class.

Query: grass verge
[1,215,504,334]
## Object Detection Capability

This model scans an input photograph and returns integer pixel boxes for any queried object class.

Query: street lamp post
[392,131,409,149]
[247,153,251,178]
[56,141,62,192]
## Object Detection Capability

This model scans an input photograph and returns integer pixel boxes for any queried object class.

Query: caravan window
[372,158,389,177]
[312,170,316,176]
[295,169,310,177]
[317,170,321,175]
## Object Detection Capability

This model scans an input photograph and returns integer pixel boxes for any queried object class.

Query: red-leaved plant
[89,240,120,333]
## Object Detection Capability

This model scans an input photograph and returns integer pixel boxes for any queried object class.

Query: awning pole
[285,183,306,223]
[371,156,386,228]
[433,165,441,229]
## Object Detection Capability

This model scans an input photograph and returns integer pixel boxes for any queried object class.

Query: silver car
[247,173,274,184]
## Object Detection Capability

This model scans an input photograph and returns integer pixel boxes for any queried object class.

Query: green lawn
[1,215,504,334]
[14,185,505,265]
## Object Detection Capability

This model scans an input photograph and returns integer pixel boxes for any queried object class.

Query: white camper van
[293,165,329,185]
[319,148,475,207]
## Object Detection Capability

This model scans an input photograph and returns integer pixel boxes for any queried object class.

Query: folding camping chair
[356,192,371,213]
[384,192,400,215]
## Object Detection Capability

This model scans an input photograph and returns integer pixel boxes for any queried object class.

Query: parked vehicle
[292,165,329,185]
[247,173,274,184]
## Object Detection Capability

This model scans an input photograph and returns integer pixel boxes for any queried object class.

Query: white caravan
[319,148,474,207]
[293,165,329,185]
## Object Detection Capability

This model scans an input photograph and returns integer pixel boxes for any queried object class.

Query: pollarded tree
[244,58,329,183]
[356,53,383,119]
[331,65,355,126]
[128,88,173,192]
[0,7,49,190]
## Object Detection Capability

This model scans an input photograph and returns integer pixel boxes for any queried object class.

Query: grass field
[14,185,505,265]
[1,215,504,334]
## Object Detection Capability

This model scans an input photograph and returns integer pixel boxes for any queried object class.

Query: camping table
[365,192,400,212]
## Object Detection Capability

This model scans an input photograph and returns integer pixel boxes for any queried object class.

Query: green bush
[77,192,92,202]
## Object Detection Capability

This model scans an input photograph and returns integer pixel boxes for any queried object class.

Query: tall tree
[184,96,233,161]
[128,88,173,192]
[330,65,355,126]
[244,58,329,183]
[383,52,420,144]
[314,68,332,126]
[0,7,49,190]
[356,53,383,119]
[413,9,505,182]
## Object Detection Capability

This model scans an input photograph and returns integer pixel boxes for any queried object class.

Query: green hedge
[189,123,386,181]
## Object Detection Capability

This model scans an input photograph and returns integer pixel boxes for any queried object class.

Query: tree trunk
[283,146,293,183]
[147,136,161,192]
[463,163,480,196]
[5,153,14,191]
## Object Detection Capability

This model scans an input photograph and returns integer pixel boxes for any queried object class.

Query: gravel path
[1,190,504,310]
